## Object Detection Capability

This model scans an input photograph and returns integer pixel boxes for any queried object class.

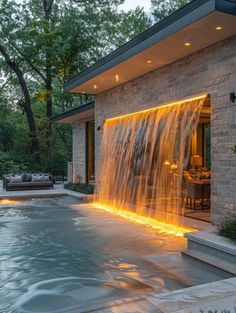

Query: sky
[121,0,152,11]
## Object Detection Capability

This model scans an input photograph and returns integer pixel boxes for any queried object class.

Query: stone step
[182,249,236,275]
[185,231,236,254]
[185,230,236,265]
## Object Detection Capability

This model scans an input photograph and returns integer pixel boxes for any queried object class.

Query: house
[52,0,236,226]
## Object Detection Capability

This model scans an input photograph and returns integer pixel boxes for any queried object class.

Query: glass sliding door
[86,120,95,184]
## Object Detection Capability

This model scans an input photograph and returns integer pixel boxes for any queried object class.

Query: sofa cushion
[22,173,32,182]
[32,174,44,182]
[9,175,22,183]
[43,175,50,181]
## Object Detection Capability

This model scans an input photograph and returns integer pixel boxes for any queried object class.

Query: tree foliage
[0,0,151,174]
[151,0,190,21]
[0,0,189,175]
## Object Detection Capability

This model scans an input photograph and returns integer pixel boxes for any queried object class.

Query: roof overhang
[66,0,236,95]
[51,101,94,124]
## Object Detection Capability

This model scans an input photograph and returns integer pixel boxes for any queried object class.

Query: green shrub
[219,218,236,242]
[64,182,94,194]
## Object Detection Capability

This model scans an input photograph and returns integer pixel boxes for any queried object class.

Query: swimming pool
[0,196,230,312]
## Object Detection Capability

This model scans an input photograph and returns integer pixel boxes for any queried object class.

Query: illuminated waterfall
[95,96,206,230]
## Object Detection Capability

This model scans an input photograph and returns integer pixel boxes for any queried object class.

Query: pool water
[0,196,230,313]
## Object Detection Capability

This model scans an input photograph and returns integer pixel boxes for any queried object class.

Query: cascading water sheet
[96,96,206,226]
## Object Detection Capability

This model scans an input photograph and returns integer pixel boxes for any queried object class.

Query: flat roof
[66,0,236,95]
[51,101,94,124]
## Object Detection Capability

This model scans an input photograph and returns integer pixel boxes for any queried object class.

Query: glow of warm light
[184,42,191,46]
[92,203,194,237]
[0,199,21,205]
[146,60,152,64]
[97,95,206,235]
[164,160,170,165]
[106,95,207,122]
[215,26,222,30]
[171,164,178,170]
[81,91,86,94]
[93,84,98,89]
[115,74,119,82]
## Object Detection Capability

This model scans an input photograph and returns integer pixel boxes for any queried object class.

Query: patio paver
[89,277,236,313]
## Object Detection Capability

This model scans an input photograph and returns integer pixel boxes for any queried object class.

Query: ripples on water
[0,196,230,313]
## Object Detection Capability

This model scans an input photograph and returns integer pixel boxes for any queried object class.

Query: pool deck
[90,277,236,313]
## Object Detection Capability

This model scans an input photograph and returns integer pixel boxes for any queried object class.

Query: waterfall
[96,96,206,226]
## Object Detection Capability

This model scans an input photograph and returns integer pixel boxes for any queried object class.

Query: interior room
[183,99,211,222]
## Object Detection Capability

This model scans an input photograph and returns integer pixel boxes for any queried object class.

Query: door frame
[85,120,95,184]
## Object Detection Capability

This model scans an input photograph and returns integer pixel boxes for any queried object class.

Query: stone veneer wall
[95,35,236,225]
[72,118,89,183]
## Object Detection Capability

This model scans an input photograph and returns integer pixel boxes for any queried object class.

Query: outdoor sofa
[3,173,54,191]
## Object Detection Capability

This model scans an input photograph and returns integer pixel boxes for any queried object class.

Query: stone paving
[147,277,236,313]
[88,277,236,313]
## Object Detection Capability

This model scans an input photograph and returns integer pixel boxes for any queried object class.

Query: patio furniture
[181,171,193,205]
[3,173,53,191]
[186,179,210,210]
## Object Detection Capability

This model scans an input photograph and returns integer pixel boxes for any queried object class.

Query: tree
[0,0,151,171]
[151,0,190,21]
[0,44,41,163]
[0,116,15,152]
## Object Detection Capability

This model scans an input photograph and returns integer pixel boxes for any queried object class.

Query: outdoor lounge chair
[3,173,54,191]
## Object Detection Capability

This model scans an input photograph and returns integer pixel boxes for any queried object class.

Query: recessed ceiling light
[115,74,119,82]
[184,42,191,47]
[81,91,86,94]
[93,84,98,89]
[147,60,152,64]
[215,26,222,30]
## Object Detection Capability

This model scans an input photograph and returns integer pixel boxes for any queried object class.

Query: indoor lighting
[81,91,86,94]
[92,202,194,237]
[171,164,178,170]
[106,95,207,122]
[93,84,98,90]
[191,155,203,170]
[146,60,152,64]
[215,26,222,30]
[164,160,170,165]
[184,42,191,46]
